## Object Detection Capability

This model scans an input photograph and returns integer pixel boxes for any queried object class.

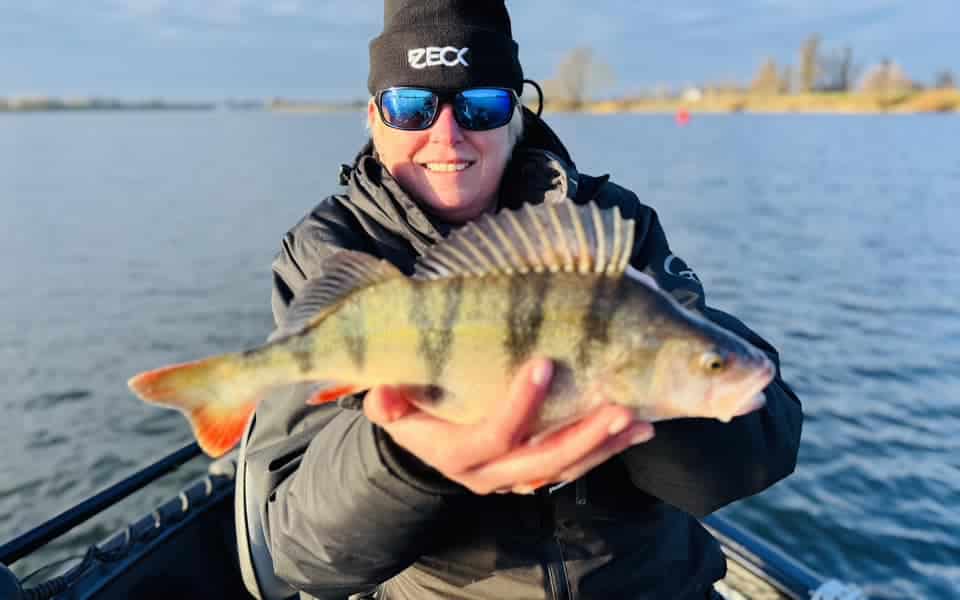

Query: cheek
[472,133,513,176]
[375,130,426,171]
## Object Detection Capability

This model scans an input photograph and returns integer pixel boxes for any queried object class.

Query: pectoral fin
[306,384,367,405]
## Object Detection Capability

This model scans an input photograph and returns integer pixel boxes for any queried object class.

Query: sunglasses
[376,87,518,132]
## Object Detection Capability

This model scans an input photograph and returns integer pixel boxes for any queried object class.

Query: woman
[236,2,802,599]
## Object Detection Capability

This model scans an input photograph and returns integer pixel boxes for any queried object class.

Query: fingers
[456,405,647,495]
[399,359,554,473]
[544,421,654,488]
[480,358,553,447]
[362,359,655,496]
[441,358,553,471]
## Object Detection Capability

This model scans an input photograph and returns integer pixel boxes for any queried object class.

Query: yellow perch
[129,199,774,457]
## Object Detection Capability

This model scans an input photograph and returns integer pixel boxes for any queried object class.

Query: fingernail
[608,415,631,436]
[525,433,548,447]
[531,360,552,387]
[630,425,655,445]
[513,485,536,495]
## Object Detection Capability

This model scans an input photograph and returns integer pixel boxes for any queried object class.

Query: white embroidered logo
[408,46,470,69]
[663,254,700,282]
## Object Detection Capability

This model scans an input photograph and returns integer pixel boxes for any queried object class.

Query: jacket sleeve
[618,203,803,518]
[256,200,464,598]
[265,404,461,598]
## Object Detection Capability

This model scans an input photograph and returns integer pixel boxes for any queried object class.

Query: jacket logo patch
[664,254,700,283]
[408,46,470,69]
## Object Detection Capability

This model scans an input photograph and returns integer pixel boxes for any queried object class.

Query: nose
[428,104,464,144]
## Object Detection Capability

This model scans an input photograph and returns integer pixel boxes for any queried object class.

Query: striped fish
[128,199,774,458]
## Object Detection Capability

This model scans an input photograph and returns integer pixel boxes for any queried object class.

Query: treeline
[0,97,216,112]
[538,36,957,110]
[746,35,955,95]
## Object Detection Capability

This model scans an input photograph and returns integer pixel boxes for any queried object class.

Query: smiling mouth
[420,161,474,173]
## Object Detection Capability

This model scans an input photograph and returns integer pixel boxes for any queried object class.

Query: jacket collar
[342,108,581,250]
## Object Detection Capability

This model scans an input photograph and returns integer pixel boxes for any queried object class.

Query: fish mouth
[715,356,776,422]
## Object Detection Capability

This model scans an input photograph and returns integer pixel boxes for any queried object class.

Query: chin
[424,190,491,219]
[428,197,483,221]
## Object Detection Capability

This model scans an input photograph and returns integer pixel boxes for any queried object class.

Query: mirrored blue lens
[455,89,515,130]
[380,89,438,130]
[379,88,515,131]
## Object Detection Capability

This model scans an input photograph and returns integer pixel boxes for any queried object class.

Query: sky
[1,0,957,101]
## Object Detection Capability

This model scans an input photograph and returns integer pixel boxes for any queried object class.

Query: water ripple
[23,389,92,411]
[3,113,959,598]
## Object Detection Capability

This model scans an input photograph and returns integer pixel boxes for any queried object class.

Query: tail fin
[128,354,261,458]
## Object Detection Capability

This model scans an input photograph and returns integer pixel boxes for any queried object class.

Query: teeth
[423,162,470,172]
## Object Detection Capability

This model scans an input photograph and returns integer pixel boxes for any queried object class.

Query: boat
[0,442,866,600]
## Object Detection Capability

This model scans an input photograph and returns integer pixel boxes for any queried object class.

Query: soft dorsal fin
[274,251,402,338]
[414,199,636,280]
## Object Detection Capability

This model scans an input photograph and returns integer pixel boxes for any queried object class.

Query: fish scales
[127,198,776,458]
[310,271,626,426]
[401,271,629,428]
[410,277,465,386]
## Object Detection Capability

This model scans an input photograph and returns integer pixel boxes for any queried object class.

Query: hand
[363,359,655,495]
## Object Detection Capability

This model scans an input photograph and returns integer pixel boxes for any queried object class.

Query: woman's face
[368,100,515,223]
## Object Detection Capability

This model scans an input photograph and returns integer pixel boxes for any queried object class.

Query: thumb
[364,385,415,425]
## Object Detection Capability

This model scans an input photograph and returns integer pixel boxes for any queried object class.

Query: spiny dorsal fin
[275,251,402,337]
[414,199,636,280]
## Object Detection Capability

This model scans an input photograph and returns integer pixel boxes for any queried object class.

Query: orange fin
[192,401,257,457]
[306,384,366,405]
[128,358,216,405]
[128,354,265,458]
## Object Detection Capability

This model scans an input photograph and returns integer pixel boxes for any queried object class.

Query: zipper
[576,478,587,505]
[549,534,572,600]
[539,489,573,600]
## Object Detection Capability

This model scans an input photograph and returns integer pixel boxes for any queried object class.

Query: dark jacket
[242,110,803,600]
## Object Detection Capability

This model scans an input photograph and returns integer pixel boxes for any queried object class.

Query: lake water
[1,111,958,598]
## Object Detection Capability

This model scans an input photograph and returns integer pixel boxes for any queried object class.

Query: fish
[128,198,775,458]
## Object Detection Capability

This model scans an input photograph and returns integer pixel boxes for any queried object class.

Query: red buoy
[675,107,691,125]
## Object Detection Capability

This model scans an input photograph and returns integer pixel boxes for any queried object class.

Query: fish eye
[699,351,727,374]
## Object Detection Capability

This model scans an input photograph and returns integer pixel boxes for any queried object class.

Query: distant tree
[798,34,821,93]
[934,69,956,89]
[858,59,914,94]
[779,65,793,94]
[543,47,615,108]
[780,65,796,94]
[750,58,781,94]
[819,46,859,92]
[702,80,745,96]
[651,83,673,100]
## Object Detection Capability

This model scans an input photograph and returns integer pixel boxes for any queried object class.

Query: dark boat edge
[1,448,866,600]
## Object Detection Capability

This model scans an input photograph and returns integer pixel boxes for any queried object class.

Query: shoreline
[570,90,960,115]
[263,90,960,115]
[3,90,957,115]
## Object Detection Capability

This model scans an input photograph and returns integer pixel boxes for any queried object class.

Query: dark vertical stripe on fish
[411,278,464,384]
[286,333,314,374]
[505,274,550,370]
[576,276,622,370]
[336,301,366,371]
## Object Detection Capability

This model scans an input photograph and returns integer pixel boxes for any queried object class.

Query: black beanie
[368,0,524,95]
